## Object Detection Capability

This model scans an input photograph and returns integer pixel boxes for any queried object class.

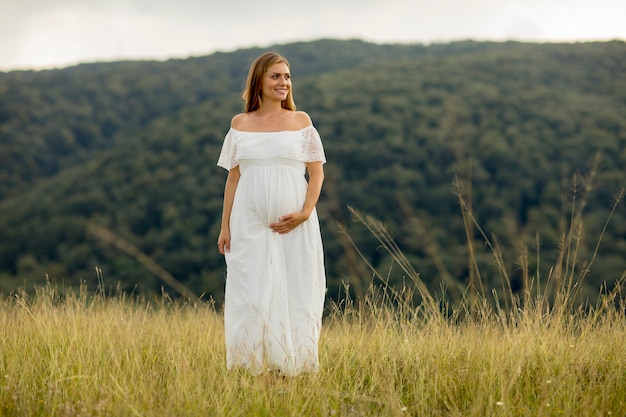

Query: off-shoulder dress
[217,125,326,375]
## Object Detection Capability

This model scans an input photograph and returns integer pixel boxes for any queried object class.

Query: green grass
[1,281,624,417]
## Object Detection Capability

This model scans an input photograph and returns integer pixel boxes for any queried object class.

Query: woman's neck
[259,94,291,114]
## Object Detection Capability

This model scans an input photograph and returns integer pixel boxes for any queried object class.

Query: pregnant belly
[236,167,307,226]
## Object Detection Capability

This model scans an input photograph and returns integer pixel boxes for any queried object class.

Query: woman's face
[261,62,291,103]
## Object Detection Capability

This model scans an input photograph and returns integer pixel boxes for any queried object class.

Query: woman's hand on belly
[269,211,309,234]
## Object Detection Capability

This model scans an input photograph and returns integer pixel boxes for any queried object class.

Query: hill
[0,39,624,304]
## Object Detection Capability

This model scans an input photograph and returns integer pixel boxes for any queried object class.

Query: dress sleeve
[302,126,327,164]
[217,129,238,170]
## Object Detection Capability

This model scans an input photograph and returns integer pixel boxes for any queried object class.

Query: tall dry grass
[1,182,624,416]
[1,273,624,416]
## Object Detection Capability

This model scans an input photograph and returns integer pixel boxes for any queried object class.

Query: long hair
[242,52,296,113]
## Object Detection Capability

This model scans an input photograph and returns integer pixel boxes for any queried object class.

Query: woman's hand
[217,228,231,255]
[269,212,309,234]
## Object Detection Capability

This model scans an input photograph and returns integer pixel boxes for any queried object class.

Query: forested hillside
[0,39,624,305]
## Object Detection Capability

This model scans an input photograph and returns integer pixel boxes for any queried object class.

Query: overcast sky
[1,0,625,71]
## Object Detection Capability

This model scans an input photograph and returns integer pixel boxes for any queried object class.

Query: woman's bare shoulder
[292,111,313,129]
[230,113,248,129]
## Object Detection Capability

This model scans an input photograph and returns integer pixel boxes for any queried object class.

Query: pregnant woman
[216,52,326,376]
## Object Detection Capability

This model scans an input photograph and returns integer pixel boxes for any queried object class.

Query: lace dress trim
[217,125,326,170]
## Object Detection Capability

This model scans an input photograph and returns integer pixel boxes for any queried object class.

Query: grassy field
[1,279,624,417]
[2,187,624,416]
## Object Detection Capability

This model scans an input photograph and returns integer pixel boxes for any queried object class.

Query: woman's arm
[301,161,324,217]
[217,166,241,254]
[269,161,324,234]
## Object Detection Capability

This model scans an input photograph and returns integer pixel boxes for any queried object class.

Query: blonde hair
[242,52,296,113]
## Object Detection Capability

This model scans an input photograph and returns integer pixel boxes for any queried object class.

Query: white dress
[217,125,327,376]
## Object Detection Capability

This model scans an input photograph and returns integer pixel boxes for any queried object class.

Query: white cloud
[0,0,624,71]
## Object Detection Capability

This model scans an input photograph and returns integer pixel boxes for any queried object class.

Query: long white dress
[217,125,327,376]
